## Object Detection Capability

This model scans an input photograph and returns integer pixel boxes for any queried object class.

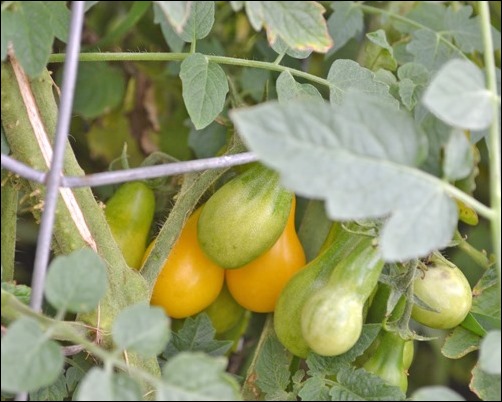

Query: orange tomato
[226,197,306,313]
[148,208,225,318]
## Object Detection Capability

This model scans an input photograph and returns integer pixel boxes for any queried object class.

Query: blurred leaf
[1,11,14,60]
[411,386,465,401]
[246,1,332,53]
[423,59,493,131]
[276,71,322,104]
[254,332,293,400]
[441,326,480,359]
[87,111,144,167]
[188,121,227,158]
[72,62,126,119]
[397,63,430,110]
[230,1,244,12]
[406,30,456,72]
[327,60,398,107]
[472,265,501,321]
[0,126,9,154]
[29,373,68,401]
[180,53,229,129]
[271,36,312,59]
[327,1,363,55]
[112,303,170,358]
[306,324,381,377]
[43,2,70,43]
[329,366,405,401]
[3,2,53,77]
[75,368,142,401]
[443,129,474,181]
[1,317,64,393]
[153,1,191,33]
[178,1,215,42]
[479,330,501,375]
[231,93,458,262]
[1,282,31,305]
[84,1,99,12]
[153,3,186,52]
[366,30,393,57]
[164,314,232,359]
[470,364,501,401]
[298,200,331,262]
[298,375,330,401]
[158,352,242,401]
[240,68,270,101]
[44,248,108,313]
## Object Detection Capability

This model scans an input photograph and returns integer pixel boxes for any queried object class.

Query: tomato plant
[1,1,500,401]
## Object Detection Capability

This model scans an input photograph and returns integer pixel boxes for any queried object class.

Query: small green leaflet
[153,3,186,52]
[327,1,363,55]
[163,314,232,359]
[276,71,322,104]
[470,365,501,401]
[158,352,242,401]
[178,1,215,43]
[327,59,397,107]
[180,53,229,130]
[244,1,332,53]
[231,92,457,262]
[112,303,170,358]
[441,326,480,359]
[44,248,108,313]
[423,59,493,131]
[1,317,64,393]
[75,368,142,401]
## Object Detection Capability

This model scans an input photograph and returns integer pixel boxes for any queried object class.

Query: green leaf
[327,59,398,107]
[153,1,191,33]
[423,59,493,131]
[443,129,474,181]
[1,317,64,393]
[276,71,322,104]
[72,62,126,119]
[7,2,53,77]
[178,1,215,42]
[164,314,232,359]
[231,93,458,262]
[44,248,108,313]
[479,331,501,375]
[255,332,292,399]
[470,365,501,401]
[188,121,227,158]
[326,1,363,55]
[441,326,480,359]
[306,324,381,377]
[366,30,394,57]
[1,10,15,61]
[180,53,229,130]
[158,352,242,401]
[247,1,332,53]
[43,2,70,43]
[270,36,312,59]
[397,63,430,110]
[329,367,405,401]
[298,375,330,401]
[112,303,170,358]
[471,265,501,320]
[1,282,31,305]
[411,386,465,401]
[29,374,68,401]
[406,30,456,72]
[75,368,142,401]
[153,3,186,52]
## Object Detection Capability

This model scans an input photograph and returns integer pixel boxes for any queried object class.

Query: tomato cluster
[105,164,473,394]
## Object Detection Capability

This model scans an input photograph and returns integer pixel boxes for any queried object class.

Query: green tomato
[412,261,472,329]
[105,181,155,270]
[198,163,293,269]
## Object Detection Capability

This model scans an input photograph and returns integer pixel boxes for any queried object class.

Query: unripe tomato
[203,284,246,334]
[226,197,306,313]
[198,163,293,269]
[412,261,472,329]
[105,181,155,270]
[149,208,225,319]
